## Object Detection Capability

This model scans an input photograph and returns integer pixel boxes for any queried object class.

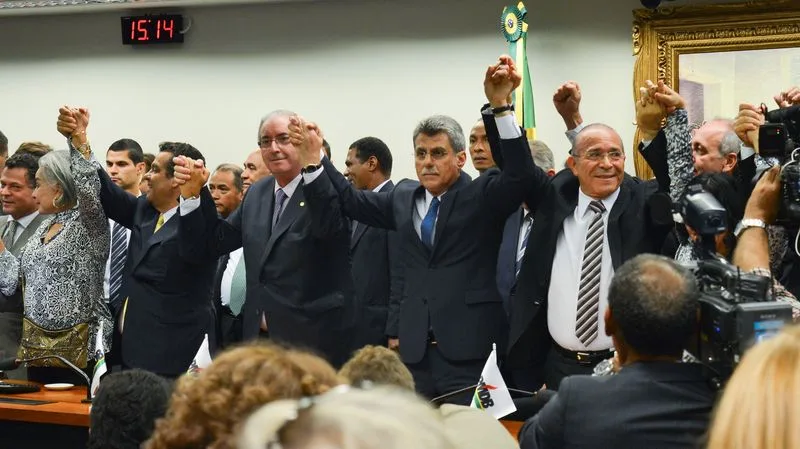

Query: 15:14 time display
[121,15,184,45]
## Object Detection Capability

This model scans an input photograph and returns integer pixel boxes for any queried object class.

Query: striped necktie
[575,200,606,346]
[108,222,128,310]
[515,213,534,279]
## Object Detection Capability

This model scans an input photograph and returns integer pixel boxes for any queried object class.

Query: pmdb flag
[187,333,213,375]
[470,343,516,419]
[90,321,107,398]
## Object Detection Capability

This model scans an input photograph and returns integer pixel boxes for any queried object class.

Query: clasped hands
[56,106,91,147]
[636,80,685,139]
[484,54,522,109]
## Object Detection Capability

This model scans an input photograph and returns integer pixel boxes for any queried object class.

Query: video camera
[758,104,800,223]
[681,185,793,384]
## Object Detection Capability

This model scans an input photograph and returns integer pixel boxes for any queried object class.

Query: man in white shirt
[0,152,48,379]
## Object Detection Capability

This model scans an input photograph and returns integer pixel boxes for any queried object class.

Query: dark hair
[213,163,244,192]
[4,152,39,188]
[349,136,393,177]
[322,139,331,159]
[108,138,145,164]
[88,369,172,449]
[157,142,205,178]
[683,172,744,256]
[0,130,7,156]
[608,254,699,358]
[142,153,155,173]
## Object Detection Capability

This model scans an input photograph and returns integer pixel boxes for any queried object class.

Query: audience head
[692,120,738,175]
[35,150,77,214]
[529,139,555,176]
[468,119,495,173]
[238,386,454,449]
[344,137,393,191]
[338,345,414,391]
[258,110,302,185]
[682,173,744,258]
[413,115,466,196]
[88,369,172,449]
[568,123,625,200]
[15,141,52,159]
[1,153,40,219]
[706,325,800,449]
[149,142,204,212]
[139,152,155,195]
[605,254,699,364]
[106,138,146,195]
[322,139,331,160]
[145,344,341,449]
[209,163,244,218]
[242,149,270,193]
[0,130,7,166]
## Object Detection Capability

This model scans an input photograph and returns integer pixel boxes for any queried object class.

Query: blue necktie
[420,197,440,249]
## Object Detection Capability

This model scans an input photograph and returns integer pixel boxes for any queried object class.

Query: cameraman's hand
[774,86,800,108]
[734,103,763,151]
[745,165,781,224]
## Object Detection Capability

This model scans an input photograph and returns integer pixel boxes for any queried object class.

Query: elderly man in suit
[343,137,402,348]
[174,110,355,367]
[519,254,716,449]
[486,102,673,390]
[0,153,48,378]
[295,56,535,401]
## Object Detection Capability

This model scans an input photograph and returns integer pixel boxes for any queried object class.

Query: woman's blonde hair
[238,386,455,449]
[706,325,800,449]
[145,343,341,449]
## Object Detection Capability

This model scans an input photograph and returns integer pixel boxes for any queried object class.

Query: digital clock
[121,14,184,45]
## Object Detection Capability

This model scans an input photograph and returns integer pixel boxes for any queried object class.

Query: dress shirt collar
[11,210,40,229]
[161,205,179,223]
[424,189,447,208]
[275,173,303,199]
[373,179,391,193]
[576,187,620,220]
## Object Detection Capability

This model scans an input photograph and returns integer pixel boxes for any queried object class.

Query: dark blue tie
[420,197,440,249]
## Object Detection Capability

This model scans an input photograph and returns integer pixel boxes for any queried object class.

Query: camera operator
[733,165,800,320]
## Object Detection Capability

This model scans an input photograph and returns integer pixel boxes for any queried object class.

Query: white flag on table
[90,321,107,398]
[187,333,212,374]
[470,343,516,419]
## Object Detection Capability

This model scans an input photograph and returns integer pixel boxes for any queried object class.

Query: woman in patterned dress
[0,108,111,384]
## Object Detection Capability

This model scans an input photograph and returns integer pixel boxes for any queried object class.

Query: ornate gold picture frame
[631,0,800,179]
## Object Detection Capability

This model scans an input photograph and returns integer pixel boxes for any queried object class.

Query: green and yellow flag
[501,2,536,140]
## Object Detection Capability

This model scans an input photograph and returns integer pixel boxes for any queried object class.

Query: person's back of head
[338,345,414,391]
[707,325,800,449]
[606,254,699,362]
[88,369,172,449]
[238,386,455,449]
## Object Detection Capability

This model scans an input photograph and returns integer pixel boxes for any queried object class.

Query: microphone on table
[0,356,93,403]
[430,384,538,405]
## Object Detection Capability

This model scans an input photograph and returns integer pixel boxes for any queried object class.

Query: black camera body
[759,105,800,223]
[681,185,792,383]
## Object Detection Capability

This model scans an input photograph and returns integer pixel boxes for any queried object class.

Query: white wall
[0,0,742,178]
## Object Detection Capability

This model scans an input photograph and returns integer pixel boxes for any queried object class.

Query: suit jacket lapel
[12,215,45,253]
[261,180,303,266]
[350,180,394,250]
[430,172,471,259]
[131,210,160,269]
[607,180,630,270]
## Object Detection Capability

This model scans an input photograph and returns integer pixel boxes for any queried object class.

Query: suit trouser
[543,346,603,390]
[406,343,483,406]
[0,312,25,380]
[218,309,244,349]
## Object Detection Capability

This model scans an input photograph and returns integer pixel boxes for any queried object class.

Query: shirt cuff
[302,166,325,184]
[179,196,201,215]
[741,145,756,160]
[565,123,586,145]
[495,113,522,139]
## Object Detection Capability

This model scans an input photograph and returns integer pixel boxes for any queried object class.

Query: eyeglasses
[575,150,625,162]
[415,148,450,161]
[258,134,292,149]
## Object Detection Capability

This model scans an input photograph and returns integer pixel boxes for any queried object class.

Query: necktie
[273,188,288,229]
[420,197,440,249]
[515,213,534,279]
[576,200,607,346]
[154,214,165,233]
[228,256,247,316]
[2,220,18,248]
[108,222,128,310]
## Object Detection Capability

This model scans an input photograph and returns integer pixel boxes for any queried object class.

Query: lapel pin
[300,201,305,207]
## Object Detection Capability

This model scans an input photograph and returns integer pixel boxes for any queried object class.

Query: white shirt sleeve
[495,113,523,139]
[179,196,201,215]
[565,123,586,146]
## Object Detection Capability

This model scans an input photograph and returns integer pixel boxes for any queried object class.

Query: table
[500,419,523,440]
[0,381,90,448]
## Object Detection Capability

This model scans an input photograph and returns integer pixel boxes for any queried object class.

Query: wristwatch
[302,163,321,174]
[734,218,767,238]
[491,104,515,115]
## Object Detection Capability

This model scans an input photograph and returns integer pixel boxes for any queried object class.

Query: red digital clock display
[121,15,184,45]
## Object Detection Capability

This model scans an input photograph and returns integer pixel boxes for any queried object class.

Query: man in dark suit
[0,153,48,379]
[487,108,672,390]
[175,109,355,367]
[298,58,535,400]
[207,164,245,350]
[343,136,401,348]
[519,254,716,449]
[98,141,218,378]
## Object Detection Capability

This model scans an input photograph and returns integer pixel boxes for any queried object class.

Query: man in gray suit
[0,153,48,379]
[519,254,716,449]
